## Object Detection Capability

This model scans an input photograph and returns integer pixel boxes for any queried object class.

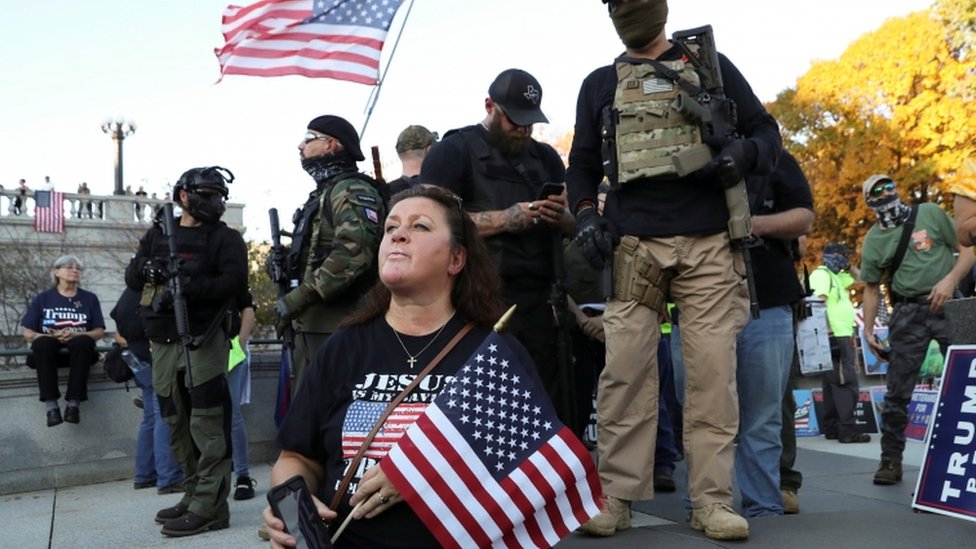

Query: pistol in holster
[612,235,672,313]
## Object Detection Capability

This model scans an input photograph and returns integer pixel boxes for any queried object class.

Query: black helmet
[173,166,234,199]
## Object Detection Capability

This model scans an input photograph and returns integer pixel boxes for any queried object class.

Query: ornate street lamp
[101,119,137,195]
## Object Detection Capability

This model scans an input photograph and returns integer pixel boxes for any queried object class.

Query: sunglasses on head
[870,182,896,196]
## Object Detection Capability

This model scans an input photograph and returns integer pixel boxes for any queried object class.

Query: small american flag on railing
[33,191,65,233]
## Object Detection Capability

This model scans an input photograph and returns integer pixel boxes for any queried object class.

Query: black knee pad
[189,375,230,409]
[158,394,178,419]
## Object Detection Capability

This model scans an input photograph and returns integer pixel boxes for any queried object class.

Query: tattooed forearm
[501,204,527,232]
[475,211,493,228]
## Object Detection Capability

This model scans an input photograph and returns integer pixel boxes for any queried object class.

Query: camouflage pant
[292,331,331,397]
[880,303,948,462]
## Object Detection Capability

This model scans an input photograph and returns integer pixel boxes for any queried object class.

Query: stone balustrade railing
[0,188,243,227]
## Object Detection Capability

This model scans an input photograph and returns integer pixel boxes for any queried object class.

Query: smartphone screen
[268,476,331,549]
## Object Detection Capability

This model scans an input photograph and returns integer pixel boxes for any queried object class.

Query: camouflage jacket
[295,174,385,333]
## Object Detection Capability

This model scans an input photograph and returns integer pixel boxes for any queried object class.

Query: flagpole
[359,0,417,137]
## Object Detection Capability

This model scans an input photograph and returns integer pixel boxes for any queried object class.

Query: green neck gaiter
[610,1,669,50]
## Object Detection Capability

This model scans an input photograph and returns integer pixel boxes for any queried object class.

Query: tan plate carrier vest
[613,58,712,183]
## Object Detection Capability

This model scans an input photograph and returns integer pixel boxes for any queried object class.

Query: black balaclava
[184,190,226,223]
[610,0,669,50]
[301,150,358,186]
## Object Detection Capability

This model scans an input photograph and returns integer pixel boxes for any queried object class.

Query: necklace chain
[391,312,456,369]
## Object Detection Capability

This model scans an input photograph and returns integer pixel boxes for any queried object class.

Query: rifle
[671,25,761,319]
[160,202,195,387]
[371,145,385,185]
[269,208,296,363]
[548,231,579,434]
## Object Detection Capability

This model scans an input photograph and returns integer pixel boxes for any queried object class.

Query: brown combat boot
[873,460,903,485]
[577,495,631,537]
[690,502,749,540]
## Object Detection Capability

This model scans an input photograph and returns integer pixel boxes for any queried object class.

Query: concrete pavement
[5,437,976,548]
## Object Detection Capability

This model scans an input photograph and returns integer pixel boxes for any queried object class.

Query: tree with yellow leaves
[769,2,976,259]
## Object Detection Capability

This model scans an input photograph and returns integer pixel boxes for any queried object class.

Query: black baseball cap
[307,115,364,161]
[488,69,549,126]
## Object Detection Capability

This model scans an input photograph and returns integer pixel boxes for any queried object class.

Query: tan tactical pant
[597,232,748,506]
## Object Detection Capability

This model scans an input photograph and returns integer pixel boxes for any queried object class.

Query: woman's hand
[349,465,402,519]
[262,494,336,549]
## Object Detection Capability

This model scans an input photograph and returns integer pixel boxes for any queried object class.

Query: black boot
[160,511,229,537]
[155,502,189,524]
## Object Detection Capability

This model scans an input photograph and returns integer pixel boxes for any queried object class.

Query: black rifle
[671,25,761,319]
[549,231,580,434]
[160,202,195,387]
[269,208,296,374]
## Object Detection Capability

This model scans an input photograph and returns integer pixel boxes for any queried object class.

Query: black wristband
[575,200,596,216]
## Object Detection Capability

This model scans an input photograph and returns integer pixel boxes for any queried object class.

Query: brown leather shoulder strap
[329,321,476,510]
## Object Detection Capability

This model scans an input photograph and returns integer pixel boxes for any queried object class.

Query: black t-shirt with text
[277,314,536,548]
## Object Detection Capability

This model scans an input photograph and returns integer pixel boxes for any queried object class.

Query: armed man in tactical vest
[420,68,581,433]
[273,115,386,395]
[124,166,248,538]
[567,0,782,540]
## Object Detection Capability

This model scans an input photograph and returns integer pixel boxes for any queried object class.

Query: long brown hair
[343,185,504,327]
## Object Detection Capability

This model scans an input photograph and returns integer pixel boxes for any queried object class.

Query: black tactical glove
[574,207,617,271]
[141,259,169,285]
[702,136,757,188]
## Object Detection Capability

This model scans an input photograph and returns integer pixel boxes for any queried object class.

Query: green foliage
[246,241,276,332]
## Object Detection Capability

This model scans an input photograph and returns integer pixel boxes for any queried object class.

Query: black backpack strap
[888,205,919,282]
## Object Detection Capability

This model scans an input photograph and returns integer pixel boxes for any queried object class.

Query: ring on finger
[377,493,390,505]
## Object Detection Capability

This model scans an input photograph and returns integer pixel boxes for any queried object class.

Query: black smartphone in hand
[537,182,565,200]
[267,475,332,549]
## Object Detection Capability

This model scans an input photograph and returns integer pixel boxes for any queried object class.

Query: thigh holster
[612,236,672,313]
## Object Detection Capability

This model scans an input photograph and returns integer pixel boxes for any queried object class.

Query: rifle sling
[618,54,705,98]
[328,321,475,511]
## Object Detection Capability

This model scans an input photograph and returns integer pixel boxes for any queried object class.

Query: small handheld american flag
[381,329,601,548]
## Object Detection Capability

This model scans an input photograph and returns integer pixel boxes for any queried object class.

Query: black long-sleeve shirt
[566,46,782,237]
[124,218,247,341]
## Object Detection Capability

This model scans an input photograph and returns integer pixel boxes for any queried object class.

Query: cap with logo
[488,68,549,126]
[395,125,438,153]
[307,115,364,161]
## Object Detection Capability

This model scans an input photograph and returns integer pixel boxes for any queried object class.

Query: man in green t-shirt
[809,242,869,444]
[859,174,975,486]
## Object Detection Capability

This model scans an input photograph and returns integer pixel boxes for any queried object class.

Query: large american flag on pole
[215,0,404,85]
[33,191,65,233]
[381,332,601,548]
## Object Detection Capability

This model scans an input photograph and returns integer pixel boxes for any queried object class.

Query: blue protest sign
[913,346,976,521]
